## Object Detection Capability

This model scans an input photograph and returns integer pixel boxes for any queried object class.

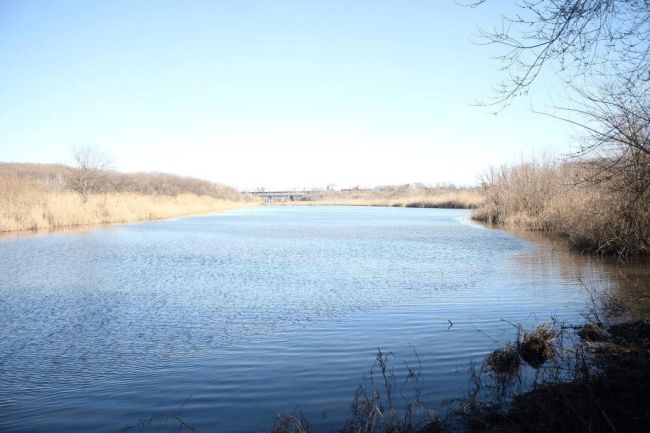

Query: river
[0,206,637,432]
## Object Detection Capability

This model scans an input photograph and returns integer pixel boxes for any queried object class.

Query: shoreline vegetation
[266,321,650,433]
[275,186,483,209]
[471,158,650,257]
[4,156,648,259]
[263,283,650,433]
[125,280,650,433]
[0,162,260,233]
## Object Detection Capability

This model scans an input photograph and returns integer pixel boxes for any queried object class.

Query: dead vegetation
[340,350,440,433]
[267,282,650,433]
[472,79,650,258]
[0,162,244,200]
[516,323,558,369]
[283,185,483,209]
[485,344,521,378]
[462,318,650,433]
[472,158,650,256]
[451,280,650,433]
[268,350,441,433]
[124,304,650,433]
[0,162,258,233]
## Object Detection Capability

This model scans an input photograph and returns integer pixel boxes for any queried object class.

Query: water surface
[0,206,621,432]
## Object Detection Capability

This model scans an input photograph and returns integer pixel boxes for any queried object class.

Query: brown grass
[0,175,256,233]
[472,159,650,256]
[462,318,650,433]
[278,186,483,209]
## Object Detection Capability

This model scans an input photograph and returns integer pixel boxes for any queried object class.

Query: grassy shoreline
[0,166,259,234]
[471,160,650,257]
[0,189,255,234]
[265,315,650,433]
[0,193,253,234]
[273,188,483,209]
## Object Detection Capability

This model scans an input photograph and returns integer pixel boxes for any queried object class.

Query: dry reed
[0,175,253,233]
[472,159,650,256]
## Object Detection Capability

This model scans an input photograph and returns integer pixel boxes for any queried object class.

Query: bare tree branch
[67,145,112,202]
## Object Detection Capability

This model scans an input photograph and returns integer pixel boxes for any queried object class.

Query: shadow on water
[500,226,650,317]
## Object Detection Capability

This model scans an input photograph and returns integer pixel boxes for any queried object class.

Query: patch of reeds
[577,323,606,342]
[454,278,650,433]
[472,158,650,256]
[462,318,650,433]
[267,310,649,433]
[269,414,310,433]
[516,322,558,369]
[485,343,521,378]
[124,313,649,433]
[337,350,441,433]
[0,175,255,233]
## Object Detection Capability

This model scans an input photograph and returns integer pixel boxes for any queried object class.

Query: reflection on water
[502,228,650,317]
[0,224,100,241]
[0,206,647,433]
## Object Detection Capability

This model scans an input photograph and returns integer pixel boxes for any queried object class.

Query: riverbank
[457,318,650,433]
[0,165,259,233]
[275,187,483,209]
[0,188,251,233]
[472,159,650,257]
[270,313,650,433]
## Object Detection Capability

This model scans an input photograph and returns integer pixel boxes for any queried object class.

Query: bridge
[248,190,314,204]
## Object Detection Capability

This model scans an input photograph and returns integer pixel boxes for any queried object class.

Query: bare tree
[470,0,650,106]
[471,1,650,198]
[546,82,650,197]
[67,145,112,202]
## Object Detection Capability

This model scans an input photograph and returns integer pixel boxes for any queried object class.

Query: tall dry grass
[473,159,650,256]
[283,187,483,209]
[0,175,254,233]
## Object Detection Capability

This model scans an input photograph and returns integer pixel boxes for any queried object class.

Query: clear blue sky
[0,0,574,190]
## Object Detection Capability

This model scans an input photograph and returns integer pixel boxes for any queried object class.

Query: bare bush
[67,146,112,202]
[473,157,650,256]
[0,161,247,201]
[469,2,650,257]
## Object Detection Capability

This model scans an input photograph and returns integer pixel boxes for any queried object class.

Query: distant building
[326,184,338,191]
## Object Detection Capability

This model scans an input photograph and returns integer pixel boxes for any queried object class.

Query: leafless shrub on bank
[67,145,112,202]
[468,1,650,257]
[473,155,650,256]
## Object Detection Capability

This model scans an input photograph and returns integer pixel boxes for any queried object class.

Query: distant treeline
[0,162,244,201]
